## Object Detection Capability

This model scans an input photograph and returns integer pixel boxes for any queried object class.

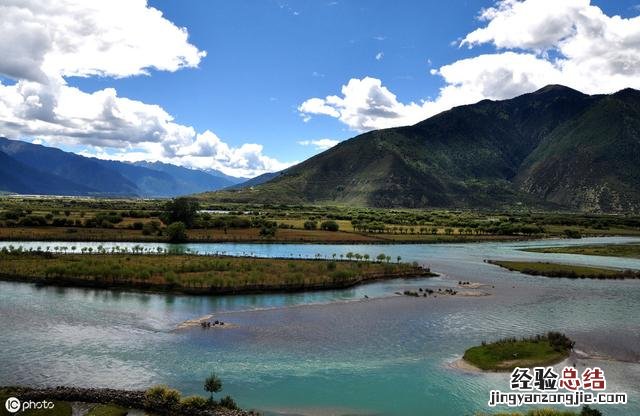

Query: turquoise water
[1,237,639,415]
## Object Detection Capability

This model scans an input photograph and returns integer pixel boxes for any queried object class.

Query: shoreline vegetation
[0,250,435,295]
[462,332,574,372]
[0,384,252,416]
[487,260,640,279]
[2,196,640,246]
[523,243,640,259]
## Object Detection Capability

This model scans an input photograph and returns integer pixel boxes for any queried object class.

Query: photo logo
[5,397,20,413]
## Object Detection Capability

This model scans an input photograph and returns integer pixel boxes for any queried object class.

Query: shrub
[179,395,209,411]
[219,395,238,410]
[564,229,582,239]
[320,220,339,231]
[303,220,318,230]
[166,222,188,243]
[259,225,276,237]
[144,385,181,410]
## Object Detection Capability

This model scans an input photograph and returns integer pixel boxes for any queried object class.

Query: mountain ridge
[0,137,244,197]
[201,85,640,212]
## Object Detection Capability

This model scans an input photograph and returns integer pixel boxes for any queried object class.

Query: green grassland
[1,196,639,244]
[0,251,432,295]
[524,243,640,258]
[488,260,640,279]
[463,333,573,371]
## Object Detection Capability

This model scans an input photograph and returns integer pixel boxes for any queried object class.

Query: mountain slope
[226,171,281,190]
[0,150,95,195]
[0,137,138,196]
[0,137,244,197]
[135,161,239,195]
[202,85,640,212]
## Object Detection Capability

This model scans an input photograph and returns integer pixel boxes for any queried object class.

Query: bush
[303,220,318,230]
[259,225,276,237]
[564,229,582,239]
[166,222,188,243]
[179,395,209,411]
[320,220,339,231]
[219,395,238,410]
[144,385,181,409]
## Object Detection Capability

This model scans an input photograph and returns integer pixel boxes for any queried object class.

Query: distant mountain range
[203,85,640,212]
[0,137,248,197]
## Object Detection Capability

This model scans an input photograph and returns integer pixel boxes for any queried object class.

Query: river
[1,237,639,415]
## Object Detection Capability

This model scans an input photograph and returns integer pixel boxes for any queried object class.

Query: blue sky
[1,0,640,177]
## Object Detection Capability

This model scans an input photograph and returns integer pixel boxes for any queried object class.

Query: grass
[0,252,433,294]
[463,333,573,371]
[488,260,640,279]
[523,243,640,259]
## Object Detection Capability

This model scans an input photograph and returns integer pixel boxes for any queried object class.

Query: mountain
[0,137,244,197]
[132,161,239,196]
[204,168,247,185]
[202,85,640,212]
[226,171,281,190]
[0,137,139,196]
[0,150,95,195]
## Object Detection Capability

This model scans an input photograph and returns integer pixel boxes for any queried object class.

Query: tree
[166,221,188,243]
[163,197,200,227]
[320,220,339,231]
[376,253,386,263]
[260,225,276,237]
[204,372,222,401]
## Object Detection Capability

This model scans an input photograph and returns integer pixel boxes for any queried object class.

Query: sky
[1,0,640,178]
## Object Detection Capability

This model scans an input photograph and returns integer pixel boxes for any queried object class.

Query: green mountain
[202,85,640,212]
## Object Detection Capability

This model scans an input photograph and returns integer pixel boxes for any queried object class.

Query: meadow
[0,250,432,295]
[488,260,640,279]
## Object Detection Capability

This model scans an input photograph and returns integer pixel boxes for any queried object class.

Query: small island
[462,332,574,371]
[523,243,640,259]
[0,250,435,295]
[487,260,640,279]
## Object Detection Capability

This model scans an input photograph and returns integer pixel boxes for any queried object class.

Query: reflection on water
[0,237,639,415]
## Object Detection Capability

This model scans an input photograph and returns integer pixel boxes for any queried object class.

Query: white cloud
[0,0,206,84]
[298,77,442,131]
[299,0,640,132]
[375,52,384,61]
[297,139,340,150]
[0,0,292,177]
